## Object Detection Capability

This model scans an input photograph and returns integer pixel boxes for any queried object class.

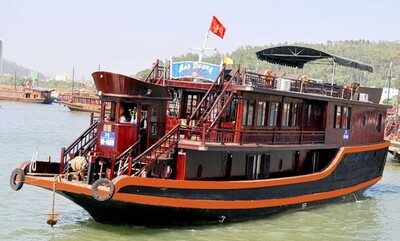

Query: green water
[1,101,400,241]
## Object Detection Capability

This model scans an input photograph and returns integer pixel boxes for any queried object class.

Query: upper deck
[141,51,386,150]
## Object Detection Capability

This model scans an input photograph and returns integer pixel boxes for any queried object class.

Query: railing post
[127,157,132,176]
[300,129,303,144]
[201,121,206,145]
[59,147,65,174]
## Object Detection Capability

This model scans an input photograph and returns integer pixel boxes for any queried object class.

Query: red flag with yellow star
[209,16,226,39]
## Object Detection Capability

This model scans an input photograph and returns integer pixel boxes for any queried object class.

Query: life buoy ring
[91,178,115,201]
[10,168,25,191]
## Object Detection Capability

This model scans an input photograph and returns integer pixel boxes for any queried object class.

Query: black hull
[62,187,369,226]
[56,146,387,226]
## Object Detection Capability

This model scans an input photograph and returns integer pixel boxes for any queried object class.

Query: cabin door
[311,151,319,173]
[141,104,166,150]
[223,153,233,179]
[246,154,271,180]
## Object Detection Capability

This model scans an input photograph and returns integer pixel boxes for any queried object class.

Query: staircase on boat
[187,65,240,131]
[116,124,180,177]
[60,118,99,173]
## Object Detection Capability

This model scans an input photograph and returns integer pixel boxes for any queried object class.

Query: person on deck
[119,105,130,123]
[140,112,148,151]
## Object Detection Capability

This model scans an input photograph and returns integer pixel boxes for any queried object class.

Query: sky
[1,0,400,80]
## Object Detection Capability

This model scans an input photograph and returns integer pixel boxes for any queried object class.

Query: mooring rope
[47,171,84,227]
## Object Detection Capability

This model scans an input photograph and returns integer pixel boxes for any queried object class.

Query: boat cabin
[85,71,170,182]
[59,47,386,185]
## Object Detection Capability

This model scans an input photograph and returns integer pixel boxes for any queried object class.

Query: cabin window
[292,103,299,127]
[304,103,323,128]
[225,97,238,122]
[334,105,351,129]
[269,102,280,127]
[376,113,383,132]
[167,89,180,117]
[304,103,313,127]
[242,100,255,126]
[185,94,199,116]
[334,105,342,128]
[282,103,291,127]
[342,107,351,129]
[150,108,157,135]
[242,100,248,125]
[256,101,267,126]
[103,101,116,121]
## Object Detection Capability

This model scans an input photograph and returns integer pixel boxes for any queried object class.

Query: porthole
[196,164,203,179]
[278,158,283,171]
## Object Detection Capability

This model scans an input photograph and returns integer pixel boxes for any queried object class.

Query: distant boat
[59,93,101,113]
[0,84,54,104]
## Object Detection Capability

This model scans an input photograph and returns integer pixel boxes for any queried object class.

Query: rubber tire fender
[91,178,115,202]
[10,168,25,191]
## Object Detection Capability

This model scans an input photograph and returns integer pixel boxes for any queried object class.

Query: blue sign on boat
[100,131,115,147]
[343,129,349,140]
[171,61,221,82]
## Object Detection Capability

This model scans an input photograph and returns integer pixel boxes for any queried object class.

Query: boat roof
[29,86,54,92]
[256,45,373,72]
[92,71,171,100]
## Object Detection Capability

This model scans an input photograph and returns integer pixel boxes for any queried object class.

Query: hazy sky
[1,0,399,79]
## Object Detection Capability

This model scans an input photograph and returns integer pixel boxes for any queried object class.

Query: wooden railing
[181,125,325,145]
[144,59,170,85]
[60,120,99,173]
[118,124,180,177]
[243,71,355,100]
[203,67,240,128]
[187,65,227,127]
[115,139,141,176]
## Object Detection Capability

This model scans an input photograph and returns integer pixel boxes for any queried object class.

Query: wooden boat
[10,46,389,226]
[0,84,54,104]
[59,93,101,113]
[384,112,400,160]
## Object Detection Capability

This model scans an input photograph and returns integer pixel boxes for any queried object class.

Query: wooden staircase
[117,124,180,177]
[187,66,240,129]
[60,120,99,173]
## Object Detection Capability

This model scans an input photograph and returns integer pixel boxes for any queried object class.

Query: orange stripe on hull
[112,141,389,191]
[113,177,381,209]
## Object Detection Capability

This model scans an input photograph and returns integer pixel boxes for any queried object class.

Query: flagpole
[199,30,210,62]
[191,30,216,62]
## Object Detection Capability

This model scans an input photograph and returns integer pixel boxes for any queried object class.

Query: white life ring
[91,178,115,201]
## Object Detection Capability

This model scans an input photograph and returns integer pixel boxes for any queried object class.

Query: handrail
[144,59,170,85]
[120,124,180,177]
[242,70,357,100]
[60,120,99,173]
[202,67,240,128]
[181,124,325,145]
[144,59,160,83]
[187,65,226,123]
[116,139,141,176]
